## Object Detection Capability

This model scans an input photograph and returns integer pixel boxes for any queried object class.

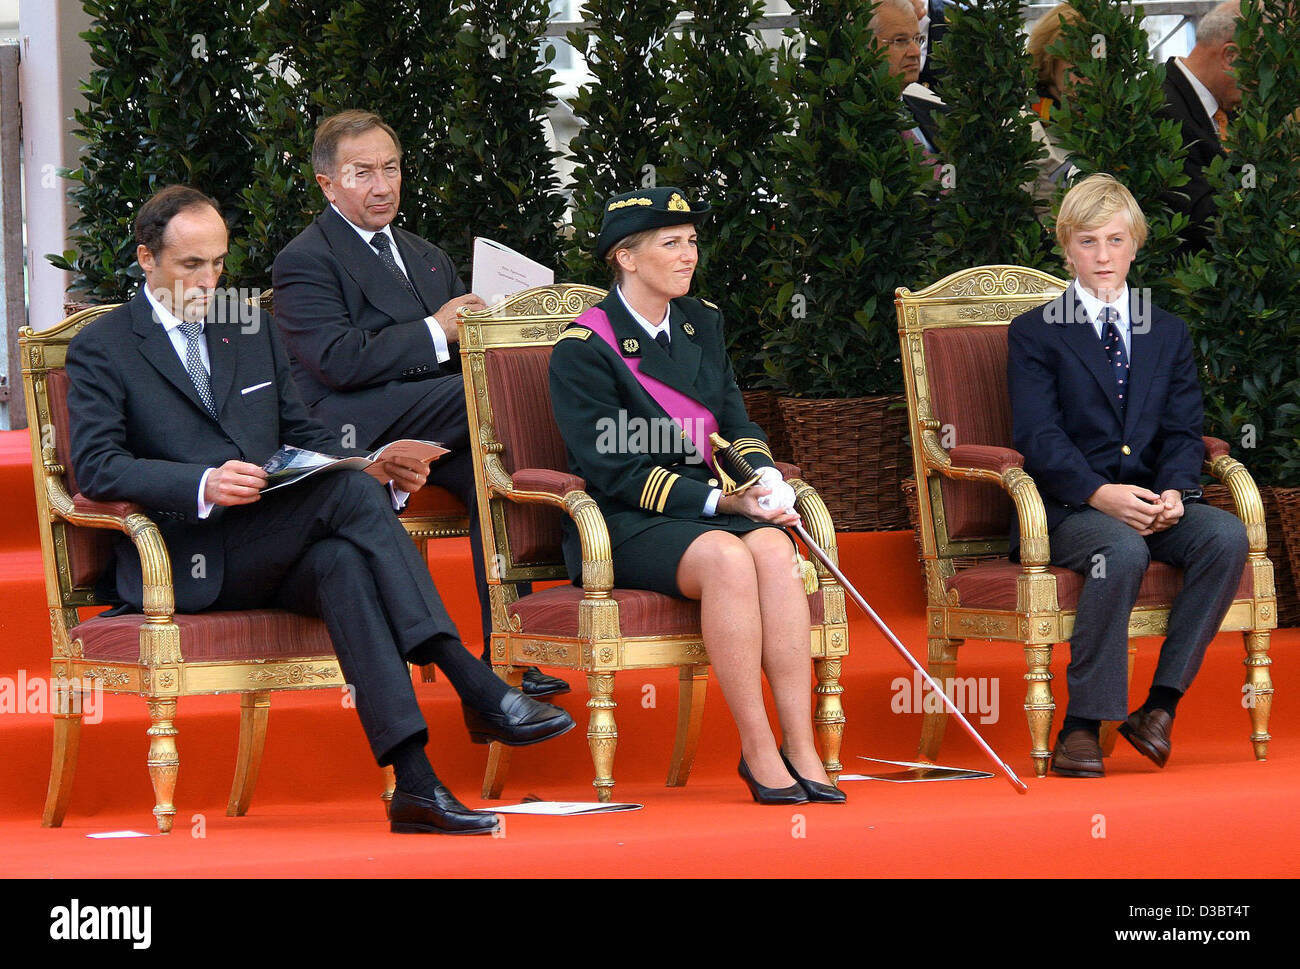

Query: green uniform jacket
[548,291,776,580]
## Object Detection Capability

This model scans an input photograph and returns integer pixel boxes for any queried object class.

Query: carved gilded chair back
[896,266,1068,567]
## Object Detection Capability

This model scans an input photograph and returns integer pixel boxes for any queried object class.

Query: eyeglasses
[884,34,924,50]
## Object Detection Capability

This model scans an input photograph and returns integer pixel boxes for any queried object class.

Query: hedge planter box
[777,394,910,532]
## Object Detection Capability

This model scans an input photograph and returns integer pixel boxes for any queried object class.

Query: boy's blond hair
[1056,173,1148,251]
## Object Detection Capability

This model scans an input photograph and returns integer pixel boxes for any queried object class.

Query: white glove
[755,465,797,514]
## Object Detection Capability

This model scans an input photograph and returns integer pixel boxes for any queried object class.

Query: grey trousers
[1048,502,1248,721]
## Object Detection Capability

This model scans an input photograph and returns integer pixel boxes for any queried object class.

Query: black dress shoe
[780,749,846,803]
[738,756,808,805]
[389,786,499,835]
[1050,730,1105,777]
[463,689,576,746]
[520,667,571,698]
[1118,707,1174,767]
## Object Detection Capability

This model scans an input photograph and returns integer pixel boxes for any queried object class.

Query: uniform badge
[621,337,641,355]
[682,321,695,336]
[668,193,690,212]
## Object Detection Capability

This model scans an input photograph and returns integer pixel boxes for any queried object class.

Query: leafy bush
[1171,0,1300,484]
[760,0,934,399]
[52,0,262,300]
[657,0,791,385]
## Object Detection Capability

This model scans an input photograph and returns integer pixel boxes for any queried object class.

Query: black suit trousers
[214,469,460,763]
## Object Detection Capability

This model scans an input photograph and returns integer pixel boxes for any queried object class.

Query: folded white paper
[471,237,554,306]
[478,800,643,816]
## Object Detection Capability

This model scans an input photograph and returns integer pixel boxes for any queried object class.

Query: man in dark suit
[1007,174,1247,777]
[66,186,573,833]
[272,110,565,698]
[1156,0,1243,254]
[872,0,948,155]
[913,0,954,93]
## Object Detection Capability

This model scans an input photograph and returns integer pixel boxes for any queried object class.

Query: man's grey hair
[1195,0,1242,49]
[869,0,920,34]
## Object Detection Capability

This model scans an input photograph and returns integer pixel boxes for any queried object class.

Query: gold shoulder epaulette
[700,299,718,311]
[557,328,592,342]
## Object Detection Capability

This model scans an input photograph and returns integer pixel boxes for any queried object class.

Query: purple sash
[576,306,720,471]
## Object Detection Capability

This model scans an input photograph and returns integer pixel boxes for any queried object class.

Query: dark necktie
[179,320,218,418]
[369,232,418,299]
[654,330,671,353]
[1099,306,1129,410]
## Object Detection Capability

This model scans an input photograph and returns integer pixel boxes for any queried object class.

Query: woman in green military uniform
[548,188,844,804]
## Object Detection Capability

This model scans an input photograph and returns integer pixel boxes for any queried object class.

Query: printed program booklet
[260,439,449,493]
[471,237,554,306]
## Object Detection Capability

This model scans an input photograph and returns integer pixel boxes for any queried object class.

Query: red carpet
[0,429,1296,879]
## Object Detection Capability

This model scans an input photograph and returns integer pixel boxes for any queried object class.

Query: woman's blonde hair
[604,228,661,285]
[1056,173,1148,251]
[1027,4,1083,93]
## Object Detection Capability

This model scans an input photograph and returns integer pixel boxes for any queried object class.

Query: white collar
[1073,280,1130,332]
[616,286,671,339]
[331,202,397,248]
[144,284,194,333]
[1174,58,1220,128]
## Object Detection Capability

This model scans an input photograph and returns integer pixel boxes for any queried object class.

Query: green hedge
[55,0,1300,484]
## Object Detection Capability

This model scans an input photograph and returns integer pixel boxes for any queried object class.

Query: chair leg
[917,637,959,762]
[813,657,845,783]
[146,698,179,834]
[587,672,617,802]
[227,692,270,817]
[481,665,522,799]
[1023,645,1055,778]
[1100,643,1138,757]
[41,682,84,828]
[1244,630,1273,761]
[667,664,708,787]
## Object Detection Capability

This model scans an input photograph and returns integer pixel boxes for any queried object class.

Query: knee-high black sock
[1142,685,1182,717]
[389,735,440,797]
[424,638,511,709]
[1060,715,1100,741]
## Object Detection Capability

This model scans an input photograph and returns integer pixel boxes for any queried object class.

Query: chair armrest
[510,468,587,498]
[45,478,177,619]
[948,444,1024,475]
[491,466,613,594]
[1203,438,1268,553]
[925,441,1051,569]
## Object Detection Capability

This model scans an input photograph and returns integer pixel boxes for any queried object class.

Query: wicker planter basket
[740,389,792,465]
[1267,485,1300,628]
[777,394,910,531]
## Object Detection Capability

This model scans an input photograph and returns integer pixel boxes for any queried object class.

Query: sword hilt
[708,432,764,494]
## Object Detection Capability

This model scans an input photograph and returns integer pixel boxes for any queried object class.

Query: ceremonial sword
[709,432,1028,795]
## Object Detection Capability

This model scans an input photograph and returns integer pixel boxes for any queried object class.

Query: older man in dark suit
[1156,0,1243,254]
[272,110,565,698]
[66,186,573,833]
[1007,174,1247,777]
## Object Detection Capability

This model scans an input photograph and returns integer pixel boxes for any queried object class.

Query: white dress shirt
[330,203,451,364]
[1074,280,1132,356]
[1174,57,1221,131]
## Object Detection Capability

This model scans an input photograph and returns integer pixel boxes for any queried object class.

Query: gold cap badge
[668,193,690,212]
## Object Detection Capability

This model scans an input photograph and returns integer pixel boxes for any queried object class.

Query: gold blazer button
[1121,444,1132,455]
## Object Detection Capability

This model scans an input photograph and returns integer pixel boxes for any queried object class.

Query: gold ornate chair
[895,265,1275,777]
[22,307,358,833]
[458,284,850,800]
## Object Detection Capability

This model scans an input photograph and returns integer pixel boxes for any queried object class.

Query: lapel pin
[622,337,640,355]
[682,321,695,336]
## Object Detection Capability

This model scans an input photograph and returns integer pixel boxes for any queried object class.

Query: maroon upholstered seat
[77,610,334,663]
[508,586,828,638]
[946,560,1255,612]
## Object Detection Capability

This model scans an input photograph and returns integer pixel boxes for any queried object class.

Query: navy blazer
[272,206,467,448]
[65,291,352,611]
[1006,285,1205,552]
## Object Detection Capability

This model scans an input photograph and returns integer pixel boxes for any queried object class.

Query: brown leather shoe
[1118,708,1174,767]
[1051,730,1105,777]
